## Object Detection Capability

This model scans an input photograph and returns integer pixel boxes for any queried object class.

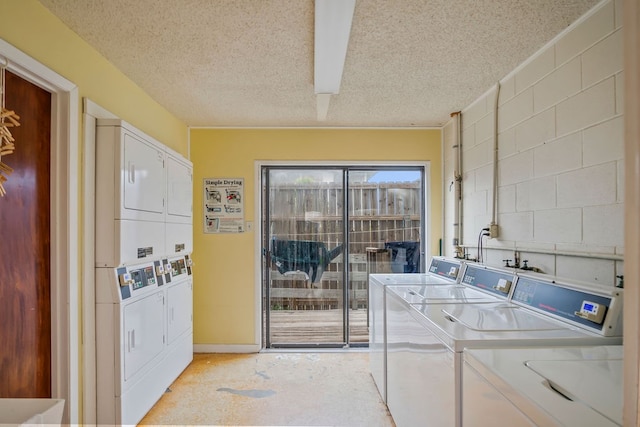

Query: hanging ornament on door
[0,58,21,197]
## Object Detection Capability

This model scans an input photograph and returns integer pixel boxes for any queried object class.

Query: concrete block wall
[444,0,624,286]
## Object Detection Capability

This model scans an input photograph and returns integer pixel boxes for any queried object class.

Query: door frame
[254,160,431,348]
[0,39,79,423]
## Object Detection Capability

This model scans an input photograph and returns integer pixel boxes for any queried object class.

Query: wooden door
[0,70,52,397]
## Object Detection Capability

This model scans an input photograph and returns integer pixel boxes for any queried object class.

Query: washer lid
[443,303,568,332]
[388,284,498,304]
[371,273,455,286]
[526,359,622,425]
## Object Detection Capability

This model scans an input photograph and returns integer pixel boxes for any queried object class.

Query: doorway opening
[262,165,427,348]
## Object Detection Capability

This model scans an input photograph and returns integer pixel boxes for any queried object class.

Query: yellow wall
[190,128,442,345]
[0,0,187,152]
[0,0,188,420]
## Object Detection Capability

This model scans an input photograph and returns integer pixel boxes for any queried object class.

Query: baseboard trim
[193,344,261,353]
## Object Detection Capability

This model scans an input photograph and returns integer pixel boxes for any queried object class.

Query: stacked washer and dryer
[370,259,624,427]
[94,119,194,425]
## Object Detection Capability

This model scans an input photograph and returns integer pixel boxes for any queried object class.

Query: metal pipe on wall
[490,82,500,231]
[459,244,623,261]
[450,111,463,258]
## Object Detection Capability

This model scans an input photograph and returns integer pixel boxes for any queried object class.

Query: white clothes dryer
[463,345,622,426]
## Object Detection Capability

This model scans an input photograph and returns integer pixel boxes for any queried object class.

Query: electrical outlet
[489,223,499,238]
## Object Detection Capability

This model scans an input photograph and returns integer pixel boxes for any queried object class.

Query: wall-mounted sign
[203,178,244,233]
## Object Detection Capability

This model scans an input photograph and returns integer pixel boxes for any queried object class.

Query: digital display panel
[130,265,157,290]
[170,258,187,276]
[131,270,144,290]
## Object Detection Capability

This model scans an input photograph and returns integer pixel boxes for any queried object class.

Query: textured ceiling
[39,0,600,128]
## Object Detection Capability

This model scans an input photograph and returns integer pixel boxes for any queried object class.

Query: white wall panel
[534,208,582,243]
[583,204,624,247]
[497,128,516,159]
[498,75,515,105]
[475,113,494,145]
[462,96,488,127]
[498,87,533,131]
[444,0,623,284]
[533,57,581,114]
[614,0,623,28]
[557,163,617,207]
[583,116,624,166]
[498,185,516,214]
[497,212,534,242]
[582,29,623,87]
[462,140,490,171]
[615,71,624,114]
[617,159,624,203]
[474,165,493,192]
[515,47,555,94]
[498,151,533,186]
[515,108,556,153]
[462,124,476,148]
[471,190,489,215]
[555,1,615,65]
[533,132,582,178]
[555,256,615,285]
[556,77,616,136]
[516,176,556,212]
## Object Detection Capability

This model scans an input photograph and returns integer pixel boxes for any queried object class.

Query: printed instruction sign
[203,178,245,233]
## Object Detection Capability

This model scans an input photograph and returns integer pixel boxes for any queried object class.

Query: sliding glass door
[263,166,425,348]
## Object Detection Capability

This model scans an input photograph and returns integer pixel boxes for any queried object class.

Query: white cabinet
[165,223,193,257]
[96,120,166,223]
[96,119,193,266]
[166,152,193,223]
[122,290,165,383]
[167,279,193,344]
[165,149,193,257]
[122,132,165,218]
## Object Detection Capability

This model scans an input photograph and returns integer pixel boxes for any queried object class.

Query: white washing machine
[384,274,623,427]
[463,345,622,426]
[369,256,465,403]
[369,260,515,404]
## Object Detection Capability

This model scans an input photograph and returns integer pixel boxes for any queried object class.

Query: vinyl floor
[139,351,395,426]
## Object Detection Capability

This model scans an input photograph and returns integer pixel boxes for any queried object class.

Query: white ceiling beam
[316,93,332,121]
[314,0,356,121]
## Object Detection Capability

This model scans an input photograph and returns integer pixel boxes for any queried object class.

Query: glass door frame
[258,161,430,349]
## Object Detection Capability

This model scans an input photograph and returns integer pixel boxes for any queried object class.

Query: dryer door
[123,131,165,217]
[123,291,165,382]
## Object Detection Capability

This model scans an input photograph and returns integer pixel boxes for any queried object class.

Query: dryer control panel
[115,255,193,301]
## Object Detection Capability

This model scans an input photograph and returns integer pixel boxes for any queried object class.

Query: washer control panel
[512,276,622,335]
[462,265,516,298]
[428,257,463,282]
[576,301,606,324]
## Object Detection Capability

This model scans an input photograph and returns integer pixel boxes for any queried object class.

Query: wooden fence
[267,182,421,311]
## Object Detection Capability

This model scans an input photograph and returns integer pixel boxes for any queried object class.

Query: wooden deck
[268,308,369,345]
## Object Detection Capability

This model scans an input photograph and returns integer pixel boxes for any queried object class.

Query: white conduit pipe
[459,244,624,261]
[450,111,463,255]
[491,82,500,228]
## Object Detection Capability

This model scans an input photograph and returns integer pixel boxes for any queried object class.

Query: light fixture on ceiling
[314,0,356,121]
